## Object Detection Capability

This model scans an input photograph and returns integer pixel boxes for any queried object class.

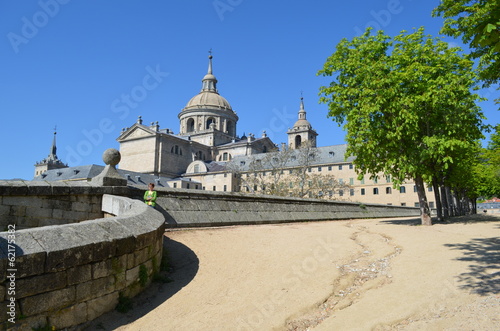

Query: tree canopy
[318,27,486,225]
[433,0,500,105]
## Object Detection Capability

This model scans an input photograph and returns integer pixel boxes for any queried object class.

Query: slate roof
[32,164,184,187]
[227,144,355,172]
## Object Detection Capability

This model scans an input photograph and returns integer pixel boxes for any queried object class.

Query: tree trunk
[432,178,443,222]
[446,186,455,217]
[440,183,449,219]
[415,176,432,225]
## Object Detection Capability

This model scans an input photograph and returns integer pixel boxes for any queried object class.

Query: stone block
[67,264,92,285]
[20,287,75,316]
[9,205,26,217]
[49,302,87,329]
[134,246,151,266]
[43,198,72,211]
[92,259,113,279]
[29,226,94,272]
[135,230,156,250]
[114,270,127,290]
[72,201,93,213]
[126,253,135,270]
[86,291,119,321]
[0,181,28,195]
[0,230,46,278]
[50,183,71,195]
[75,275,115,302]
[16,271,67,299]
[0,205,11,218]
[25,206,53,219]
[125,265,140,287]
[1,314,47,330]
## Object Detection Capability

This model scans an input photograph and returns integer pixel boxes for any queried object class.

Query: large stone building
[115,55,436,208]
[33,55,436,208]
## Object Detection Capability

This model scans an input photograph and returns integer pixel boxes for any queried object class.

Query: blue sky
[0,0,498,180]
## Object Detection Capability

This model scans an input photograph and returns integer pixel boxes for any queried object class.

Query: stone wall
[0,192,165,330]
[0,181,128,230]
[132,187,422,227]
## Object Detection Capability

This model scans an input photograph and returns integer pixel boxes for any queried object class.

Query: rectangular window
[213,186,216,191]
[308,167,312,173]
[339,178,344,184]
[373,188,379,195]
[360,178,365,184]
[339,190,344,196]
[349,164,353,169]
[401,203,406,206]
[350,189,354,196]
[223,185,227,192]
[339,165,343,170]
[374,177,378,184]
[349,178,354,185]
[414,185,418,192]
[289,169,293,174]
[428,186,433,192]
[173,183,177,188]
[429,201,435,208]
[361,188,365,195]
[400,186,406,193]
[224,173,227,178]
[414,202,420,208]
[386,175,391,183]
[318,166,322,172]
[328,166,332,171]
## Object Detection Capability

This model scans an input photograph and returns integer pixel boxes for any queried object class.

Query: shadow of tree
[445,237,500,295]
[83,235,199,330]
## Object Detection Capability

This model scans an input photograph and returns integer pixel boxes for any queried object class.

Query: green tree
[318,27,485,225]
[433,0,500,105]
[475,124,500,197]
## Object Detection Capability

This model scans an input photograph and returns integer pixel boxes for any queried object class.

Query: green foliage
[475,124,500,197]
[318,27,486,223]
[433,0,500,105]
[116,292,133,313]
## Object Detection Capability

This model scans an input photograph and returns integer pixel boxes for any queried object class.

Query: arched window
[187,118,195,132]
[400,186,406,193]
[295,135,302,148]
[206,118,215,129]
[263,146,267,153]
[194,164,200,173]
[226,121,233,135]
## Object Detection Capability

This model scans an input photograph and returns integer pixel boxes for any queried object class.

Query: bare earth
[86,215,500,331]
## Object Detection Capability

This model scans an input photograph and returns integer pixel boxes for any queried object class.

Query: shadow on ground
[445,236,500,295]
[380,214,500,226]
[83,235,199,330]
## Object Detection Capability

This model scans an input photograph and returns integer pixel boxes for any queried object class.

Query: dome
[293,118,312,128]
[184,91,232,110]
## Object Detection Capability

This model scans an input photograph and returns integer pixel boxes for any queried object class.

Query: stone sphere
[102,148,121,166]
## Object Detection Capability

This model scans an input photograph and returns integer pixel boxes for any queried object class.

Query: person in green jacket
[144,183,157,207]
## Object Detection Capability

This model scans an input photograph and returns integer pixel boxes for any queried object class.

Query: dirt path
[85,215,500,331]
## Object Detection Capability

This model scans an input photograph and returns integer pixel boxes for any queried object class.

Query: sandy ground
[85,214,500,331]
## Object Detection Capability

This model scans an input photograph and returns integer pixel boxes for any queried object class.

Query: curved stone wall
[0,192,165,330]
[131,187,422,227]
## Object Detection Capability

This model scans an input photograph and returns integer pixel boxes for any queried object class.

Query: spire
[298,96,306,120]
[201,51,218,92]
[50,126,58,159]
